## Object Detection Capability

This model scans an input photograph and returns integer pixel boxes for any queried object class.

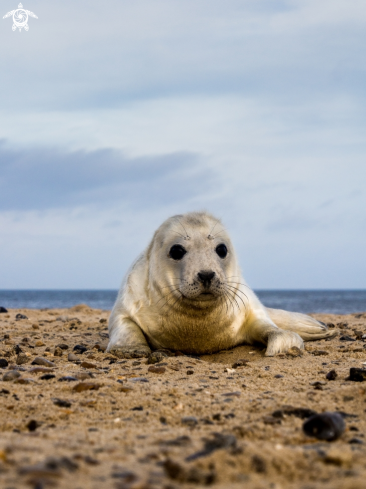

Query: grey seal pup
[107,212,336,357]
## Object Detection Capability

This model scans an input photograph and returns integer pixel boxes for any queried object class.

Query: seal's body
[107,212,335,357]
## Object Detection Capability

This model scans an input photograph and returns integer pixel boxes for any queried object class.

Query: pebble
[311,350,329,356]
[52,398,72,408]
[3,370,21,381]
[73,345,87,354]
[58,376,78,382]
[40,374,56,380]
[14,378,33,384]
[54,347,63,357]
[0,358,9,369]
[347,368,366,382]
[221,391,241,397]
[27,420,40,431]
[129,377,149,383]
[0,307,8,313]
[147,351,168,364]
[340,335,356,342]
[272,407,317,419]
[15,313,28,320]
[35,341,45,347]
[148,366,166,374]
[186,370,194,375]
[80,361,97,369]
[73,382,102,392]
[29,367,54,374]
[181,416,198,427]
[56,343,69,350]
[16,353,30,365]
[31,324,39,330]
[303,412,345,441]
[31,357,55,367]
[326,369,338,381]
[68,353,79,362]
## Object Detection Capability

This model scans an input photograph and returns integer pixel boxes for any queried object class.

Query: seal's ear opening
[169,245,187,261]
[215,244,228,258]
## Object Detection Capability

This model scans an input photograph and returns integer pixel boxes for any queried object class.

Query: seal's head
[147,212,241,312]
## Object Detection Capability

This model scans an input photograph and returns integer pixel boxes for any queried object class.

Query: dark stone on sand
[274,374,284,378]
[347,368,366,382]
[53,398,72,408]
[326,369,338,381]
[73,382,101,392]
[31,357,55,367]
[0,358,9,368]
[131,406,143,411]
[27,419,40,431]
[340,335,356,341]
[55,343,69,350]
[181,416,198,427]
[147,351,168,364]
[349,438,364,444]
[148,366,166,374]
[40,374,56,380]
[303,412,345,441]
[272,407,317,420]
[58,376,78,382]
[16,313,28,320]
[73,344,87,354]
[80,361,97,369]
[311,350,329,356]
[0,307,8,313]
[186,370,194,375]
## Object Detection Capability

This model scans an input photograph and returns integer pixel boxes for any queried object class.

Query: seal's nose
[197,271,216,288]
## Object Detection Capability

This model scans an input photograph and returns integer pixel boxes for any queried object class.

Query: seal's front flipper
[107,316,151,358]
[266,307,338,341]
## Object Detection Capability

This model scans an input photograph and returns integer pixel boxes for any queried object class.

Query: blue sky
[0,0,365,289]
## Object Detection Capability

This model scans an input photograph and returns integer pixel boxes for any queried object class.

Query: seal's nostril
[197,271,215,288]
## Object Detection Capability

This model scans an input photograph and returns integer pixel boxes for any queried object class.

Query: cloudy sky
[0,0,365,289]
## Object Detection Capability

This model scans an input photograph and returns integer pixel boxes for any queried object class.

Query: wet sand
[1,305,366,489]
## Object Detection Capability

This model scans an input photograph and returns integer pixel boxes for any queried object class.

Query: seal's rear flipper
[266,307,338,341]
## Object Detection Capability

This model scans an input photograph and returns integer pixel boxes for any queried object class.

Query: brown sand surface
[1,306,366,489]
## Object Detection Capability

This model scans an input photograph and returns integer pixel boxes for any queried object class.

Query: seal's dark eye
[215,244,228,259]
[169,244,187,261]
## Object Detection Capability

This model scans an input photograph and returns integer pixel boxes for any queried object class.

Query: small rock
[181,416,198,427]
[52,398,72,408]
[29,367,54,374]
[272,407,317,419]
[0,358,9,369]
[15,313,28,320]
[311,350,329,356]
[287,346,303,357]
[340,335,356,342]
[58,376,78,382]
[326,369,338,381]
[35,341,45,347]
[274,374,284,378]
[27,420,40,431]
[303,412,345,441]
[186,370,194,375]
[73,345,87,355]
[0,307,8,313]
[31,357,55,367]
[131,406,143,411]
[16,353,30,365]
[347,368,366,382]
[40,374,56,380]
[75,372,94,380]
[337,322,348,329]
[54,347,63,357]
[80,361,97,369]
[147,351,168,364]
[14,378,33,384]
[99,318,107,323]
[221,391,241,397]
[73,382,102,392]
[349,437,364,445]
[68,353,79,362]
[3,370,21,381]
[148,366,166,374]
[56,343,69,350]
[31,324,39,330]
[251,455,267,473]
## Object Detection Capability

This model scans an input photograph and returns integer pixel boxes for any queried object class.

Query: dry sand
[1,305,366,489]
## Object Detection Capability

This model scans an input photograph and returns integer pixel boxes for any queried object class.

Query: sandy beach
[1,305,366,489]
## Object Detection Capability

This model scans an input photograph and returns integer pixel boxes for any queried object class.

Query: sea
[0,290,365,315]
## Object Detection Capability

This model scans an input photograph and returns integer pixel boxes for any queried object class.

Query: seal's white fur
[107,212,336,357]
